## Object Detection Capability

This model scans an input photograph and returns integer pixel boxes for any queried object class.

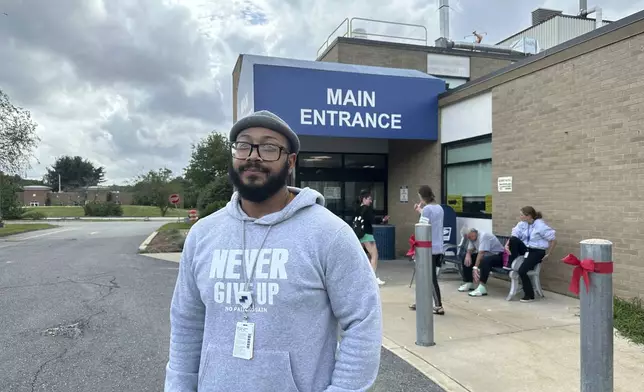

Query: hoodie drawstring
[240,220,273,293]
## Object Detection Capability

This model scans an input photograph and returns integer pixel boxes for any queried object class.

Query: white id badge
[233,322,255,360]
[237,290,253,310]
[524,252,530,258]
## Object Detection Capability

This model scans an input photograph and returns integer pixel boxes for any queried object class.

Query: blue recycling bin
[373,224,396,260]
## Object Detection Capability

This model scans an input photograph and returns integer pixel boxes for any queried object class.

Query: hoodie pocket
[198,348,301,392]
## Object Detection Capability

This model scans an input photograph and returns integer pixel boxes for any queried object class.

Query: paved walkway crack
[30,348,69,392]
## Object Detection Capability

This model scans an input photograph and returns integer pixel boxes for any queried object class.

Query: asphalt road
[0,221,444,392]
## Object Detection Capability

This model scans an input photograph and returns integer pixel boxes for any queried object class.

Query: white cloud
[0,0,641,183]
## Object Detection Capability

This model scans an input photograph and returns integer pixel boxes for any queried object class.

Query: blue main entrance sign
[236,54,445,140]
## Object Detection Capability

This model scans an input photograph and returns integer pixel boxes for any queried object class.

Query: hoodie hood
[225,186,325,225]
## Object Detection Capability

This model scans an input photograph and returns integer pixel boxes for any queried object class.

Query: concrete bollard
[414,223,435,347]
[563,239,614,392]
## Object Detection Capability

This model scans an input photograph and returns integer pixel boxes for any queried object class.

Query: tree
[44,155,105,191]
[0,172,24,222]
[184,132,230,190]
[132,168,182,217]
[0,89,40,174]
[197,176,233,211]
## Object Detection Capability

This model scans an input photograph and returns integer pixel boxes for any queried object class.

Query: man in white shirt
[458,228,505,297]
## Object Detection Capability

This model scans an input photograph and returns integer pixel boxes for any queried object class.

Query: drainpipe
[435,37,526,56]
[594,7,603,28]
[581,4,603,29]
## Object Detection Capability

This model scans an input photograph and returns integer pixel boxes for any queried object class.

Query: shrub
[22,211,47,220]
[83,201,124,217]
[199,200,227,219]
[197,177,233,211]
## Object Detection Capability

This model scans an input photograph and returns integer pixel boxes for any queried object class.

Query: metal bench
[442,234,545,301]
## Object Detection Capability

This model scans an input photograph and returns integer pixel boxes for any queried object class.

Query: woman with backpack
[353,189,388,286]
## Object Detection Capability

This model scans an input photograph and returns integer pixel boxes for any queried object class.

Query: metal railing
[316,17,428,59]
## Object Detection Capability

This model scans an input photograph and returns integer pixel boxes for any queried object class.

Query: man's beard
[228,160,290,203]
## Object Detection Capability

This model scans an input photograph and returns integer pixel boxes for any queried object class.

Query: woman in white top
[505,206,557,302]
[408,185,445,315]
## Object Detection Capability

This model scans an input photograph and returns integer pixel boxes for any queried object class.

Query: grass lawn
[25,205,190,218]
[0,223,57,237]
[158,222,195,231]
[614,296,644,345]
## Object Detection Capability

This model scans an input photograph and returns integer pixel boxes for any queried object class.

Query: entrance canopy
[236,54,445,141]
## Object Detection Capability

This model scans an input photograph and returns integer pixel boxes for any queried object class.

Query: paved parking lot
[0,221,443,391]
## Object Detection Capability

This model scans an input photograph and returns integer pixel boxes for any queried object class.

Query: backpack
[352,214,365,239]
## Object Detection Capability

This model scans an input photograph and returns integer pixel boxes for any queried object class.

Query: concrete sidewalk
[144,252,644,391]
[377,260,644,392]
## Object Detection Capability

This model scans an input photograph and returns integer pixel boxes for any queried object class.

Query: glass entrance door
[299,181,343,217]
[296,153,388,222]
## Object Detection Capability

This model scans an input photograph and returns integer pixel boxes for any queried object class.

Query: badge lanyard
[526,224,532,245]
[238,221,273,321]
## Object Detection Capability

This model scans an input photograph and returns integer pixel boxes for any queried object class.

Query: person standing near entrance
[164,110,382,392]
[354,189,388,286]
[408,185,445,315]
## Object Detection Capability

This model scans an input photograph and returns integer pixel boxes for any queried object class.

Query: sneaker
[520,297,534,303]
[376,277,386,286]
[458,282,474,292]
[468,285,488,297]
[502,266,513,271]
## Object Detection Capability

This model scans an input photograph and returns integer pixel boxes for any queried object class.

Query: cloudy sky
[1,0,642,184]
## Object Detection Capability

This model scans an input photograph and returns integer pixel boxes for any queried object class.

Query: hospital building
[231,3,644,299]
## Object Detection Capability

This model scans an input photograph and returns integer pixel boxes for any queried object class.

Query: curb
[381,336,471,392]
[138,231,159,253]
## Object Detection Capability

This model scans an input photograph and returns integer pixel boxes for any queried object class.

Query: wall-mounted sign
[485,195,492,213]
[497,177,513,192]
[427,53,470,78]
[399,186,409,203]
[446,194,463,213]
[248,62,444,140]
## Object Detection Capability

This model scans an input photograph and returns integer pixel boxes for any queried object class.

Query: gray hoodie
[164,187,383,392]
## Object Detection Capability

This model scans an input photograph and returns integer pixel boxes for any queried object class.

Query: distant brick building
[19,185,134,206]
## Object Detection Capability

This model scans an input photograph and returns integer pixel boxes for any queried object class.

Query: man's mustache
[240,163,270,173]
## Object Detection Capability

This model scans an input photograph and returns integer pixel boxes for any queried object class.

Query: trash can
[373,224,396,260]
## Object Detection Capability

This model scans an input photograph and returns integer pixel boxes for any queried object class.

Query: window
[296,152,388,222]
[298,153,342,168]
[443,136,492,218]
[344,154,386,169]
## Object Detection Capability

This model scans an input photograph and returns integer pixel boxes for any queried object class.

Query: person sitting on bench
[458,228,506,297]
[504,206,557,303]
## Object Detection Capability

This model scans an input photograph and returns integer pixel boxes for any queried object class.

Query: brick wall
[21,190,48,206]
[387,140,442,256]
[470,56,514,80]
[330,41,427,71]
[491,32,644,298]
[319,40,517,80]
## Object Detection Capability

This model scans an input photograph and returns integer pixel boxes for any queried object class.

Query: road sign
[189,209,198,222]
[169,194,180,205]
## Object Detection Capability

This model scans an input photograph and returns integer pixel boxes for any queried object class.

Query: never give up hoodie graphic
[164,187,383,392]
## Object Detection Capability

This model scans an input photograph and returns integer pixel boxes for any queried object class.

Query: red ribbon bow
[406,235,432,258]
[561,254,614,295]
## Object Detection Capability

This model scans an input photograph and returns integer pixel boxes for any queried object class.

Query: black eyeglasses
[230,141,289,162]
